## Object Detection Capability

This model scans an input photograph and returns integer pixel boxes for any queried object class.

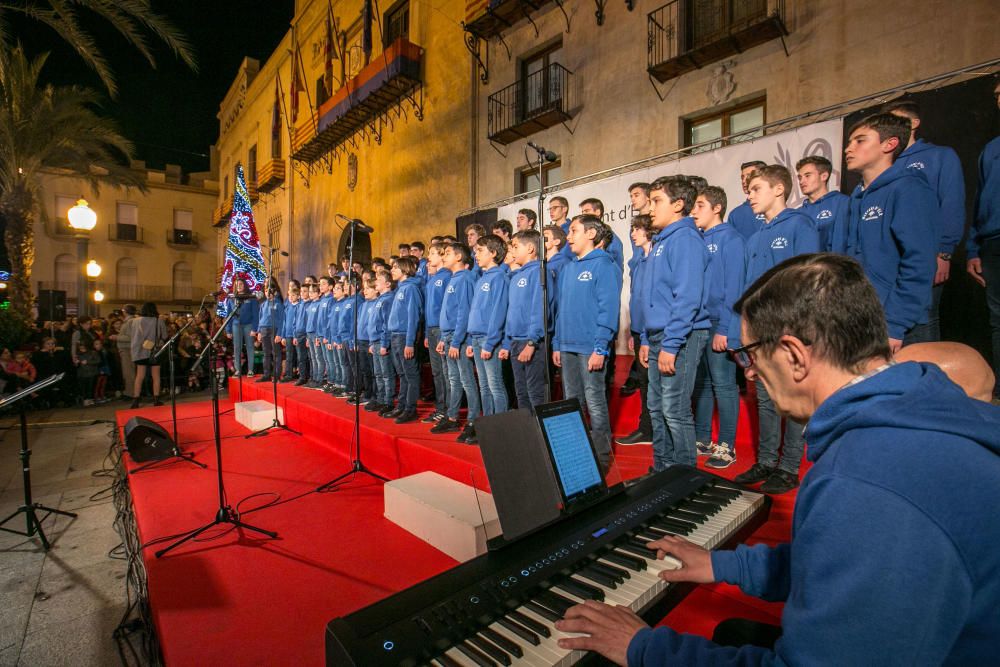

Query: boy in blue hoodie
[422,243,452,424]
[638,176,710,470]
[553,215,622,467]
[301,283,321,386]
[279,284,301,382]
[225,277,260,378]
[616,215,654,447]
[433,243,483,443]
[310,277,332,389]
[369,270,397,415]
[732,165,820,494]
[467,235,510,417]
[726,161,768,240]
[322,279,343,393]
[796,155,849,251]
[255,280,285,383]
[556,252,1000,667]
[292,284,314,386]
[500,230,546,408]
[839,112,937,350]
[691,186,745,469]
[336,280,358,398]
[885,99,966,341]
[386,256,423,424]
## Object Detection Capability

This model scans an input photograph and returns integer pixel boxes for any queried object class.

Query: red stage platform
[117,372,797,666]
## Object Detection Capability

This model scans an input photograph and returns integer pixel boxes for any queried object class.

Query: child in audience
[468,235,510,417]
[387,256,423,423]
[76,342,100,406]
[93,339,111,401]
[501,230,546,408]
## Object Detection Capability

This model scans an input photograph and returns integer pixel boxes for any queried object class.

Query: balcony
[107,223,144,243]
[465,0,562,39]
[488,63,574,145]
[292,39,423,163]
[647,0,787,83]
[44,216,76,238]
[213,203,232,228]
[257,159,286,194]
[166,230,200,248]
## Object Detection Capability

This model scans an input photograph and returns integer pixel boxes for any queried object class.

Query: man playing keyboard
[555,253,1000,665]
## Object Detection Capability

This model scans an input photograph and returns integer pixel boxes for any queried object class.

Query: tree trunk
[1,184,37,322]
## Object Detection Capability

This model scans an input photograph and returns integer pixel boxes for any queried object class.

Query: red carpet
[118,367,799,666]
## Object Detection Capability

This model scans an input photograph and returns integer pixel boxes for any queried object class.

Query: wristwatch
[938,252,952,261]
[525,340,536,348]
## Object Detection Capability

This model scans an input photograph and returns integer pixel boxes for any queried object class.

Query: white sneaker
[696,440,715,457]
[706,443,736,469]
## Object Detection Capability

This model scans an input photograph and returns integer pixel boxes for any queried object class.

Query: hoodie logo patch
[706,243,718,254]
[906,161,926,170]
[434,279,443,287]
[755,213,766,221]
[516,277,527,288]
[862,206,884,222]
[446,285,455,294]
[397,292,404,300]
[654,246,664,257]
[481,283,491,292]
[771,237,788,249]
[577,271,593,282]
[817,209,833,220]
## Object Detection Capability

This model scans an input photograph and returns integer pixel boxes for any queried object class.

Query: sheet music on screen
[540,411,603,500]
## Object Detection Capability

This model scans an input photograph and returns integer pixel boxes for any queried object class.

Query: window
[116,202,138,241]
[316,75,329,106]
[247,145,258,189]
[116,258,138,300]
[383,0,409,47]
[271,119,282,160]
[173,209,194,244]
[173,262,193,301]
[54,195,76,234]
[344,21,364,79]
[223,174,229,201]
[518,160,562,195]
[521,43,564,120]
[685,98,765,153]
[54,254,77,293]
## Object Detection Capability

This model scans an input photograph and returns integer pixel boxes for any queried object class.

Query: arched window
[173,261,193,301]
[116,257,138,301]
[54,254,77,293]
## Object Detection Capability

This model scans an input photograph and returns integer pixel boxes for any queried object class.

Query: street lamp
[93,289,104,317]
[85,260,102,278]
[67,198,96,317]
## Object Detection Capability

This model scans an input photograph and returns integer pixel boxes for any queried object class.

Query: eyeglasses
[730,340,766,369]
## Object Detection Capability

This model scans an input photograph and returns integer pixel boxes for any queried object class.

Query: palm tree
[0,45,145,320]
[0,0,196,96]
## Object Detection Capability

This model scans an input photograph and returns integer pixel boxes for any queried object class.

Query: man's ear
[778,334,811,381]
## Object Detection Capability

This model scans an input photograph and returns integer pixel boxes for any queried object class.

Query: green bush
[0,309,33,350]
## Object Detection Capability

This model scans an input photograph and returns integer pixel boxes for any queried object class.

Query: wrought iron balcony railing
[166,230,200,247]
[647,0,787,82]
[487,63,574,145]
[37,281,210,305]
[257,159,286,194]
[107,223,144,243]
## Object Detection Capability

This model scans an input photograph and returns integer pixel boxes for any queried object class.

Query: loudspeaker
[37,289,66,322]
[123,417,178,462]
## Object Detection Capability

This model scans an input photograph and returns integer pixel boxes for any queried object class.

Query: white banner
[496,119,845,348]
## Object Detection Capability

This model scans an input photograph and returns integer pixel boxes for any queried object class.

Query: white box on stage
[235,400,283,432]
[384,471,501,562]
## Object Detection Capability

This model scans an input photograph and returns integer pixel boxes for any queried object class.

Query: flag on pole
[218,165,266,316]
[271,77,281,141]
[362,0,373,61]
[325,10,335,96]
[290,43,304,123]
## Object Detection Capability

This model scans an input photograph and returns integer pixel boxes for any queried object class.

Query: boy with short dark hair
[516,208,537,231]
[493,220,513,243]
[326,280,346,393]
[336,280,358,397]
[353,279,378,405]
[616,214,655,446]
[302,283,322,387]
[578,198,624,271]
[468,235,510,416]
[410,241,428,280]
[501,230,546,408]
[639,176,710,471]
[312,276,333,389]
[796,155,849,251]
[422,243,452,423]
[727,160,768,239]
[370,270,397,414]
[280,286,302,382]
[387,256,423,423]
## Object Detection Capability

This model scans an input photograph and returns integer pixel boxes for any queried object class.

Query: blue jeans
[472,334,508,416]
[560,351,611,464]
[904,283,942,344]
[293,334,310,380]
[283,335,298,379]
[232,323,255,375]
[647,329,708,470]
[259,327,278,379]
[326,343,340,385]
[310,335,326,382]
[427,327,449,414]
[982,236,1000,396]
[510,340,547,408]
[374,343,396,406]
[443,332,481,421]
[755,380,806,474]
[693,341,740,449]
[338,345,354,392]
[390,333,419,411]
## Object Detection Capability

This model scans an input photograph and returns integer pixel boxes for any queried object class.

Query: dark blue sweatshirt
[701,223,745,348]
[357,298,375,342]
[337,294,357,345]
[440,269,476,350]
[387,277,423,347]
[317,292,332,339]
[467,265,509,353]
[225,296,260,332]
[424,269,451,329]
[627,361,1000,666]
[327,296,343,343]
[503,260,544,349]
[846,162,937,339]
[294,298,310,336]
[726,199,766,240]
[628,250,648,335]
[557,221,625,272]
[798,190,849,252]
[639,218,710,354]
[552,248,621,356]
[258,297,285,337]
[898,138,965,254]
[968,135,1000,258]
[371,290,395,350]
[283,300,300,338]
[303,298,320,335]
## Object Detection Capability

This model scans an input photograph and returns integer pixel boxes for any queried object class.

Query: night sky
[18,0,296,174]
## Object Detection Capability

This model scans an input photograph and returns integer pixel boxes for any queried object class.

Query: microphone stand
[0,374,77,550]
[132,312,207,472]
[155,299,277,558]
[531,146,554,402]
[247,247,301,439]
[316,215,388,492]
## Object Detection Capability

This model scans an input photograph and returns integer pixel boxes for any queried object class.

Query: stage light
[67,199,97,231]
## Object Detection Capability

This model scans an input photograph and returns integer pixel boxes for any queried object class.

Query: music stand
[155,299,277,558]
[316,216,388,492]
[0,374,78,550]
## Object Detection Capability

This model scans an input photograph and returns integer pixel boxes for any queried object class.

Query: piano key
[468,635,511,666]
[495,616,540,646]
[616,541,658,560]
[574,565,618,588]
[556,577,604,601]
[508,610,550,638]
[588,560,630,580]
[524,600,562,623]
[514,606,582,665]
[434,651,465,667]
[602,550,646,571]
[456,640,498,667]
[537,589,575,615]
[443,646,482,667]
[488,622,553,666]
[481,627,524,659]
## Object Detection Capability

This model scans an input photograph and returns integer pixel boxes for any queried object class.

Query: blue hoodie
[898,138,965,254]
[424,269,452,329]
[387,276,424,347]
[258,297,285,337]
[628,249,649,335]
[337,294,357,345]
[503,260,544,350]
[283,299,300,338]
[743,208,820,287]
[356,298,375,342]
[553,248,621,356]
[639,218,710,354]
[467,265,509,353]
[726,199,766,240]
[371,290,395,350]
[798,189,849,252]
[317,292,333,339]
[440,269,476,351]
[968,135,1000,259]
[225,296,260,333]
[294,297,311,335]
[627,362,1000,666]
[701,223,746,347]
[846,162,937,339]
[303,298,320,335]
[558,221,625,272]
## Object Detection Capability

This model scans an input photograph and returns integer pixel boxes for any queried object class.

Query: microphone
[207,290,256,300]
[260,244,290,257]
[335,213,375,234]
[527,141,558,162]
